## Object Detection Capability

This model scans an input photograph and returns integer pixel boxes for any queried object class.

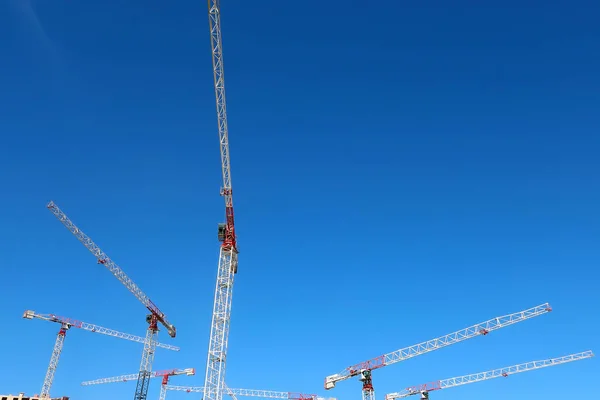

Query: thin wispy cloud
[9,0,65,71]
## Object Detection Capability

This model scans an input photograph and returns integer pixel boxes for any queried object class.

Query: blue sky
[0,0,598,399]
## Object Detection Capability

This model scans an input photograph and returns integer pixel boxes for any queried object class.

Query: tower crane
[164,386,334,400]
[385,350,594,399]
[47,201,177,400]
[81,368,195,400]
[24,310,179,351]
[81,368,196,385]
[324,303,552,400]
[23,310,178,398]
[204,3,240,400]
[81,373,329,400]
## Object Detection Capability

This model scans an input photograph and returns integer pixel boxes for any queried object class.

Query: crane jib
[47,200,177,338]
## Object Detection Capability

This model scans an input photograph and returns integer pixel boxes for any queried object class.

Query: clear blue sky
[0,0,598,399]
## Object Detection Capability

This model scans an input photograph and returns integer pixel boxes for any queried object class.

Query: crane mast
[40,324,69,398]
[324,303,552,400]
[385,350,594,399]
[47,201,176,400]
[204,3,239,400]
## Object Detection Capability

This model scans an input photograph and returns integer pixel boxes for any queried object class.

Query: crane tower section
[204,3,239,400]
[40,324,69,398]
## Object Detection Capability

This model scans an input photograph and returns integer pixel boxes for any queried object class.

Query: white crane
[385,350,594,399]
[47,201,177,400]
[23,310,178,398]
[80,372,330,400]
[204,3,240,400]
[164,386,335,400]
[81,368,196,400]
[81,368,196,385]
[324,303,552,400]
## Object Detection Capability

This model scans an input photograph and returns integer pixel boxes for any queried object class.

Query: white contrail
[9,0,64,67]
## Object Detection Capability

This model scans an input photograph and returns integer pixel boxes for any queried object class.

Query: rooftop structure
[0,393,68,400]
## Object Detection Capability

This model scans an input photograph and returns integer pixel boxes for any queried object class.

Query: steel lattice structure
[40,324,68,398]
[204,3,240,400]
[47,201,177,400]
[82,374,327,400]
[160,383,240,400]
[81,368,195,400]
[24,309,178,398]
[385,350,594,399]
[81,368,195,385]
[324,303,552,400]
[165,386,329,400]
[24,310,179,351]
[135,324,158,400]
[46,201,176,337]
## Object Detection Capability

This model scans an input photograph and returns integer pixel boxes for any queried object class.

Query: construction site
[1,1,597,400]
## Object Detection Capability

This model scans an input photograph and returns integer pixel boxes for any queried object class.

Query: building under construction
[0,394,68,400]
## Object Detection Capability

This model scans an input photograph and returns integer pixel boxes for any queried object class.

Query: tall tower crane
[47,201,177,400]
[324,303,552,400]
[204,3,240,400]
[23,310,178,398]
[385,350,594,399]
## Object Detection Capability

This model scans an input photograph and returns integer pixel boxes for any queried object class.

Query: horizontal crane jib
[25,310,179,351]
[386,350,594,399]
[324,303,552,389]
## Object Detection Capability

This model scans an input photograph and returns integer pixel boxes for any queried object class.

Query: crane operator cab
[359,370,371,382]
[218,223,226,242]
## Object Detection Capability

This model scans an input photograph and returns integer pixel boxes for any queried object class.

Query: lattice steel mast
[385,350,594,399]
[324,303,552,400]
[204,2,240,400]
[47,201,177,400]
[39,323,68,398]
